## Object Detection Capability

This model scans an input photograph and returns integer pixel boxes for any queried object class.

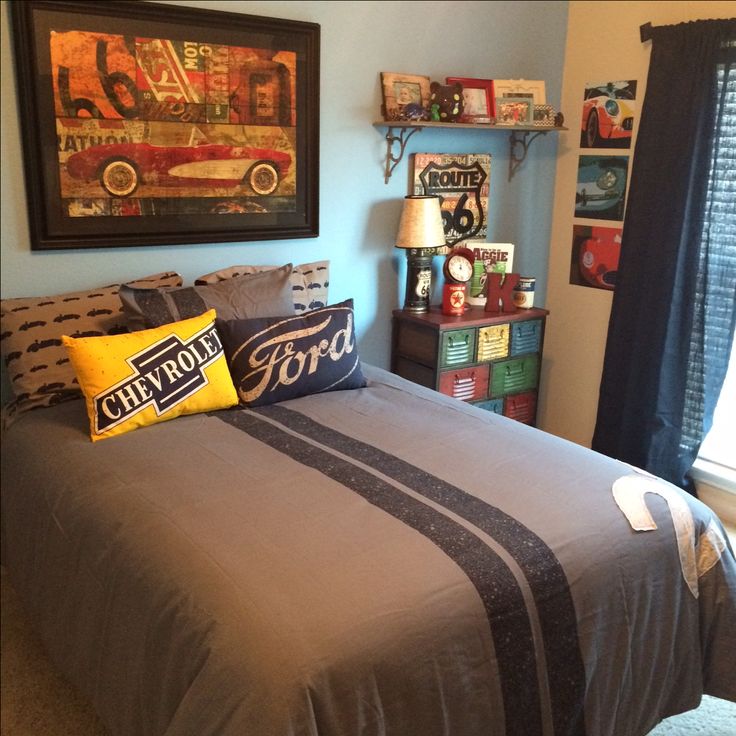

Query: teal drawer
[489,354,539,397]
[510,319,542,356]
[474,398,504,415]
[440,328,476,367]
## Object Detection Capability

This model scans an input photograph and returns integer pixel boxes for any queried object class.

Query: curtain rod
[640,22,653,42]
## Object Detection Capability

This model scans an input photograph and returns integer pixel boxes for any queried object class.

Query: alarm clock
[442,247,475,315]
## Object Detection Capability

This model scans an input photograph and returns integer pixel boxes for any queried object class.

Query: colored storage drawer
[476,323,510,362]
[474,398,504,415]
[438,364,490,402]
[510,319,542,356]
[391,307,548,427]
[489,354,539,397]
[503,391,537,424]
[440,328,476,367]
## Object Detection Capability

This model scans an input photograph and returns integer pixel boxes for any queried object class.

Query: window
[693,54,736,491]
[697,344,736,485]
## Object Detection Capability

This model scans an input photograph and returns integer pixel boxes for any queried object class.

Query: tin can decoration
[513,277,536,308]
[442,283,467,316]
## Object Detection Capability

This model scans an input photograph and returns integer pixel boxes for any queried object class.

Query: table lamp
[395,195,446,312]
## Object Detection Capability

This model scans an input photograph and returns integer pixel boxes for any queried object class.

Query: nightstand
[391,306,548,425]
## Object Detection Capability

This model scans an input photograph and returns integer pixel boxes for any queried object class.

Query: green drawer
[440,328,476,367]
[489,354,539,397]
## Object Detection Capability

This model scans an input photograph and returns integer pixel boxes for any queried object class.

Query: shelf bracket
[508,130,548,181]
[382,125,422,184]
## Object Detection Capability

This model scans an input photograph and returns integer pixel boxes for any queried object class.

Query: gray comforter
[2,365,735,736]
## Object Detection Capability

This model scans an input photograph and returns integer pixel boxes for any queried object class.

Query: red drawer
[502,391,537,424]
[438,364,490,402]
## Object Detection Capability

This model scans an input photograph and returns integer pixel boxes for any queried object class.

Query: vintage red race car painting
[50,27,297,216]
[66,142,292,198]
[13,1,319,248]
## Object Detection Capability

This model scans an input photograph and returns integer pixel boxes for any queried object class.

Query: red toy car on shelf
[65,142,292,197]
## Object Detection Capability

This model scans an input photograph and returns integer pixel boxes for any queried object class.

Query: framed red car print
[11,1,320,250]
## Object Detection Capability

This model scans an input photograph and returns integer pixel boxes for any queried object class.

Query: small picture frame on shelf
[494,79,546,105]
[495,97,534,125]
[381,72,431,121]
[533,104,556,127]
[445,77,495,123]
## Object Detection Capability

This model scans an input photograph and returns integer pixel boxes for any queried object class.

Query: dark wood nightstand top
[392,306,549,330]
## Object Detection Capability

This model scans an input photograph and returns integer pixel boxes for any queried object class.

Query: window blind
[684,53,736,463]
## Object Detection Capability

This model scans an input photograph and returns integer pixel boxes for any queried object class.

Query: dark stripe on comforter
[257,404,587,736]
[214,408,543,735]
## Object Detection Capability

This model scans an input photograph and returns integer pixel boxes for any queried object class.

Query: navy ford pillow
[218,299,366,407]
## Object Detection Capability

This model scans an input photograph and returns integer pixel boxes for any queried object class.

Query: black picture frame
[10,1,320,250]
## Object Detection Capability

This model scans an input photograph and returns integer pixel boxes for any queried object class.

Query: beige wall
[538,0,736,448]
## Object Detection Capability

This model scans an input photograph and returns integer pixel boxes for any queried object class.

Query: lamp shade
[395,195,446,249]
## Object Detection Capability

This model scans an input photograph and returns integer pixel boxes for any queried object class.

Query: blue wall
[1,0,568,384]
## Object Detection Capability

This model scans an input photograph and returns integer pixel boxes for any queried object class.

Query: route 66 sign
[413,154,491,247]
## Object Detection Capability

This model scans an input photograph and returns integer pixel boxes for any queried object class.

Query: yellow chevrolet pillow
[62,310,237,442]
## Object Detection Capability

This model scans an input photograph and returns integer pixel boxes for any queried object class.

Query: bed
[1,267,735,736]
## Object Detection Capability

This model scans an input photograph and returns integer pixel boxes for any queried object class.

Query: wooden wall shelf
[372,120,568,183]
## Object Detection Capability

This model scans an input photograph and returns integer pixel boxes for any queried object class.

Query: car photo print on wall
[570,224,621,290]
[574,154,629,221]
[580,80,637,149]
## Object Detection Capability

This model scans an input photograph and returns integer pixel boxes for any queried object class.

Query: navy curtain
[592,19,736,493]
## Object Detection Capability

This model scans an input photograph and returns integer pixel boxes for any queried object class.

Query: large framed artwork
[11,1,320,250]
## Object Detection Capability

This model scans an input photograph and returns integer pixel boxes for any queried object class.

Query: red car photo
[576,225,621,290]
[66,142,292,198]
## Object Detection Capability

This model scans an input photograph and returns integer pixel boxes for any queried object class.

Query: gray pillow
[120,264,295,330]
[194,260,329,313]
